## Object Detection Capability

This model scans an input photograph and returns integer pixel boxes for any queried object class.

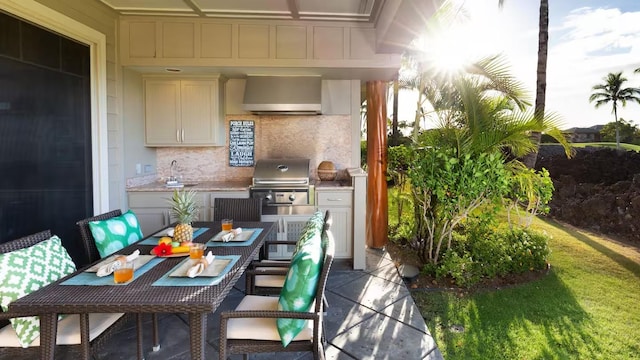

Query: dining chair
[76,210,161,353]
[76,209,123,265]
[0,230,131,358]
[213,197,262,221]
[246,211,332,309]
[219,213,335,360]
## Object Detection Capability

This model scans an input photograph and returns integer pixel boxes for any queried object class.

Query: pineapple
[169,189,198,243]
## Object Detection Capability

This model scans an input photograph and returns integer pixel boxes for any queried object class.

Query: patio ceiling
[99,0,443,54]
[99,0,383,22]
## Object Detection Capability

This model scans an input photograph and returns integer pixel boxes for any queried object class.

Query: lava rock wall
[536,146,640,243]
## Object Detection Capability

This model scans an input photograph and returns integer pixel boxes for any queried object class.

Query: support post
[365,81,388,249]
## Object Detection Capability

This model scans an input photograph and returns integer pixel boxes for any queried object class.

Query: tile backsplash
[153,114,353,183]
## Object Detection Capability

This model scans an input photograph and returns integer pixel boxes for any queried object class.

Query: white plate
[211,230,254,242]
[169,258,232,277]
[85,255,155,272]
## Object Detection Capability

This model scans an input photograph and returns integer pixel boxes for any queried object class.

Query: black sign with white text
[229,120,255,167]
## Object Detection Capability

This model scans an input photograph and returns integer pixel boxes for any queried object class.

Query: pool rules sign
[229,120,255,167]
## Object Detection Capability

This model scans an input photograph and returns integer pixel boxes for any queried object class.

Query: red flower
[153,243,173,256]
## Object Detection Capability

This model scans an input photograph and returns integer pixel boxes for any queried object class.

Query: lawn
[411,216,640,359]
[542,142,640,151]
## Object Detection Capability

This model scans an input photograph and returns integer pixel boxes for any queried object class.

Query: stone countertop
[314,180,353,190]
[128,179,354,192]
[126,180,252,192]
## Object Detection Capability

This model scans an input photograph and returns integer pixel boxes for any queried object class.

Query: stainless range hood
[242,76,322,115]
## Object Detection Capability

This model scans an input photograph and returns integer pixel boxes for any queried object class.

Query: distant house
[565,125,603,143]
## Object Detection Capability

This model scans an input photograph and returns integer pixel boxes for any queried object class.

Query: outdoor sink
[165,182,198,188]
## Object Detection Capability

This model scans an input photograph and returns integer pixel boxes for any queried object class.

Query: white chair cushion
[0,313,123,347]
[254,273,285,288]
[227,295,312,341]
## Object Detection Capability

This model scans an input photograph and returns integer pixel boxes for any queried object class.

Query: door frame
[0,0,109,213]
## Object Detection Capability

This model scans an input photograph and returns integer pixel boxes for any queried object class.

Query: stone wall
[536,146,640,243]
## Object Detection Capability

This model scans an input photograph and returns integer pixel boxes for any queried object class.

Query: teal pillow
[294,210,325,252]
[0,235,76,347]
[276,223,323,347]
[88,210,143,258]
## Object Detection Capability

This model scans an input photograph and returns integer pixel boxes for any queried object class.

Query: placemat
[152,255,239,287]
[139,227,209,245]
[206,228,263,247]
[61,257,165,286]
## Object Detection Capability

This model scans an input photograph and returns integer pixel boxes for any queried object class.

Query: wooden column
[365,81,388,249]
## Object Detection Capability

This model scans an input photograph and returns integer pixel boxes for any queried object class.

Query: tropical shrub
[407,147,510,265]
[435,227,551,287]
[505,166,554,228]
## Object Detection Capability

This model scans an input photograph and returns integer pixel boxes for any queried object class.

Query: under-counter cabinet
[316,190,353,258]
[128,191,207,235]
[261,214,313,260]
[144,76,224,146]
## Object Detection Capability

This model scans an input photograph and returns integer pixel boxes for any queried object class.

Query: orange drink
[189,243,206,259]
[221,219,233,231]
[113,262,134,284]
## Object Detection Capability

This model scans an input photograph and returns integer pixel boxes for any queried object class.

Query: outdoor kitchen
[125,77,367,268]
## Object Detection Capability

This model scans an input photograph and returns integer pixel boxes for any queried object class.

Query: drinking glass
[221,219,233,231]
[113,261,134,284]
[189,243,206,259]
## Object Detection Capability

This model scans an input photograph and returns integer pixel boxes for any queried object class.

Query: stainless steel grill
[250,158,314,214]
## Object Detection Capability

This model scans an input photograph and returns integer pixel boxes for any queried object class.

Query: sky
[395,0,640,131]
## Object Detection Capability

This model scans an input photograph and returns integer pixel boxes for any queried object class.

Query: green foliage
[408,147,510,265]
[360,140,367,169]
[505,166,554,228]
[600,118,640,144]
[434,227,551,287]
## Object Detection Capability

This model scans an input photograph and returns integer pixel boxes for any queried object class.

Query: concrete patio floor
[48,248,443,360]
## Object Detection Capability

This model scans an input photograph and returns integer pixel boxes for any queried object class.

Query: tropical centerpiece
[170,189,198,244]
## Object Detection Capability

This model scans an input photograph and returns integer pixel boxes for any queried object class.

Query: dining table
[8,220,276,360]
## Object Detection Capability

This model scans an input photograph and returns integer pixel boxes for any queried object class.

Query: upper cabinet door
[144,79,181,145]
[181,80,218,144]
[144,76,224,147]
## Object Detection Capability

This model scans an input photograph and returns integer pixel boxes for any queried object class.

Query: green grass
[411,216,640,359]
[542,142,640,151]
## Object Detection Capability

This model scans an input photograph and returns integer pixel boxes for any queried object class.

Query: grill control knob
[265,193,273,201]
[289,194,296,202]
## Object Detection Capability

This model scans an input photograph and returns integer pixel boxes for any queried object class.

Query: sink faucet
[169,160,178,182]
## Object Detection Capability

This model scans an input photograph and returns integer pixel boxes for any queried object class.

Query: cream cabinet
[261,214,312,260]
[144,76,224,146]
[316,189,353,259]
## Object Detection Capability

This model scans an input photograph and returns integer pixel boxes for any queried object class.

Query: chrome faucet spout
[169,160,178,182]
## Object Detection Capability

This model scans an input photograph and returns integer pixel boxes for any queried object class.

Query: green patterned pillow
[89,210,143,258]
[294,210,325,252]
[277,223,323,347]
[0,235,76,347]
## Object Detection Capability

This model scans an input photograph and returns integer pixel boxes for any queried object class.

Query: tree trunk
[614,103,620,149]
[522,0,548,169]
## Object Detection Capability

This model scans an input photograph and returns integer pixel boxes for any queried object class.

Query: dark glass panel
[0,11,20,58]
[21,20,60,69]
[61,37,89,76]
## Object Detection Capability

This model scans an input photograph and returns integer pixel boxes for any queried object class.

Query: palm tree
[589,72,640,150]
[499,0,549,169]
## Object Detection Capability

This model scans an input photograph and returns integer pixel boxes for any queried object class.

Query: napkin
[221,228,242,242]
[187,251,215,278]
[96,250,140,277]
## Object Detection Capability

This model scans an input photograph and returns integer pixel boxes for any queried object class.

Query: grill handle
[253,180,308,185]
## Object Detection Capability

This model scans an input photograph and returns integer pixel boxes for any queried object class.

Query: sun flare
[416,2,506,78]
